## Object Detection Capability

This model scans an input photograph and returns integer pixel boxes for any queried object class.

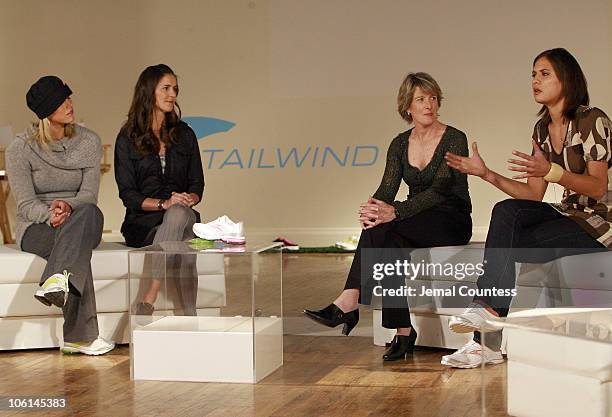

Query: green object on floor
[189,239,355,253]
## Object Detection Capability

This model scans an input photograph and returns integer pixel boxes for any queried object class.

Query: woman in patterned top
[305,72,473,361]
[444,48,611,368]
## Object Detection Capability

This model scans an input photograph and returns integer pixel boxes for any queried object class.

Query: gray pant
[143,205,198,315]
[21,203,103,343]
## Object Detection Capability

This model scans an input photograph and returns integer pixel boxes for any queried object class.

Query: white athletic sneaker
[62,337,115,356]
[449,303,501,333]
[34,270,71,307]
[192,215,245,244]
[441,340,504,369]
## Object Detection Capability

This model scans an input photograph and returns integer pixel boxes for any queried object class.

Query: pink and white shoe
[193,215,245,244]
[441,340,504,368]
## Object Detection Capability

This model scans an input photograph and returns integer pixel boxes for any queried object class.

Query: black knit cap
[26,76,73,120]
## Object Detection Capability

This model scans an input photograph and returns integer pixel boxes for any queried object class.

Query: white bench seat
[0,242,226,350]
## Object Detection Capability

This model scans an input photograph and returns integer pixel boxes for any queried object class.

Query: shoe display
[383,330,418,361]
[217,245,246,253]
[440,340,504,368]
[62,337,115,356]
[335,235,358,251]
[449,302,501,333]
[192,215,245,244]
[303,303,359,336]
[34,270,71,308]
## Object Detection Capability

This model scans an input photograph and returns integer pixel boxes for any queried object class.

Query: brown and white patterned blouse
[533,105,612,247]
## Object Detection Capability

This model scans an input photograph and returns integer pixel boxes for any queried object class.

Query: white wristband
[543,163,564,183]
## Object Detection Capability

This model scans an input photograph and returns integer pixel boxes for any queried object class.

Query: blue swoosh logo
[183,116,235,140]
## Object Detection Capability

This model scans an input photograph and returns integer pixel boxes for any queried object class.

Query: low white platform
[508,361,611,417]
[132,316,283,383]
[500,309,612,417]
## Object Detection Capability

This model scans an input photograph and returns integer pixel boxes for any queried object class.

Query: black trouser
[21,204,104,343]
[344,207,472,329]
[473,199,605,348]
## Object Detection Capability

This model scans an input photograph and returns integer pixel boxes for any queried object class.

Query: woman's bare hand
[49,200,72,228]
[507,140,551,179]
[445,142,490,178]
[358,197,396,229]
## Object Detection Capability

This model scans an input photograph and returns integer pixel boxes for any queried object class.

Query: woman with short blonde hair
[397,72,444,124]
[305,72,472,362]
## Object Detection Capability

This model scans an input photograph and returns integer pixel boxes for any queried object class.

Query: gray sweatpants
[143,205,198,315]
[21,203,103,343]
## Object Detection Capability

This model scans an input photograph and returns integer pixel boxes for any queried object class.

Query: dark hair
[533,48,589,125]
[124,64,181,155]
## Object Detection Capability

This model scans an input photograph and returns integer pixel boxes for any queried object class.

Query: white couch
[0,242,226,350]
[373,244,612,349]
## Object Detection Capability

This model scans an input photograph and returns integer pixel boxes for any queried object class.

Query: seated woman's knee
[73,203,104,222]
[164,204,194,224]
[491,199,521,218]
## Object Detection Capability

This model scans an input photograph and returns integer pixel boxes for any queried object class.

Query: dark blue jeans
[473,199,605,348]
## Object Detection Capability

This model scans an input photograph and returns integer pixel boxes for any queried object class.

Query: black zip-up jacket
[114,121,204,247]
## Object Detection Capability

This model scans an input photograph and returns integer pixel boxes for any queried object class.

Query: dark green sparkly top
[372,125,472,220]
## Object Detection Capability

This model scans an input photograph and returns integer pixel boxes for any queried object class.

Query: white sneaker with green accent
[62,337,115,356]
[440,340,504,369]
[34,270,71,307]
[192,215,245,244]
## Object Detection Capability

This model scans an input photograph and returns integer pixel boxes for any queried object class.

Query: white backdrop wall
[1,0,611,244]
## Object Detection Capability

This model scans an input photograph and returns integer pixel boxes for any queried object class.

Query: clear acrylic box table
[480,308,612,417]
[128,240,282,383]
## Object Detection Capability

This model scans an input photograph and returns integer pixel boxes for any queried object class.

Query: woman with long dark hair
[7,76,114,355]
[114,64,204,315]
[444,48,611,368]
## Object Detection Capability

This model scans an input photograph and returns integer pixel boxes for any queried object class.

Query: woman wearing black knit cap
[5,75,114,355]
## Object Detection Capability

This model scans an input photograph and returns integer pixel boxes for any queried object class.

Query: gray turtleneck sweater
[6,124,102,248]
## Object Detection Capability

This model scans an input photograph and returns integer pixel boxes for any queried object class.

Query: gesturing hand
[358,197,396,229]
[49,200,72,228]
[507,140,551,179]
[445,142,489,178]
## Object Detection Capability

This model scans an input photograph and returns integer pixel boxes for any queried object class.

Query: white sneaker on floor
[34,270,71,307]
[192,215,245,244]
[62,337,115,356]
[449,303,501,333]
[441,340,504,369]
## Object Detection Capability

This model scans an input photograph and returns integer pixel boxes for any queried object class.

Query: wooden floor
[0,254,510,417]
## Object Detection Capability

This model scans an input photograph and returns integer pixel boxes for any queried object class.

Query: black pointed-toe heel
[382,330,417,362]
[303,304,359,336]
